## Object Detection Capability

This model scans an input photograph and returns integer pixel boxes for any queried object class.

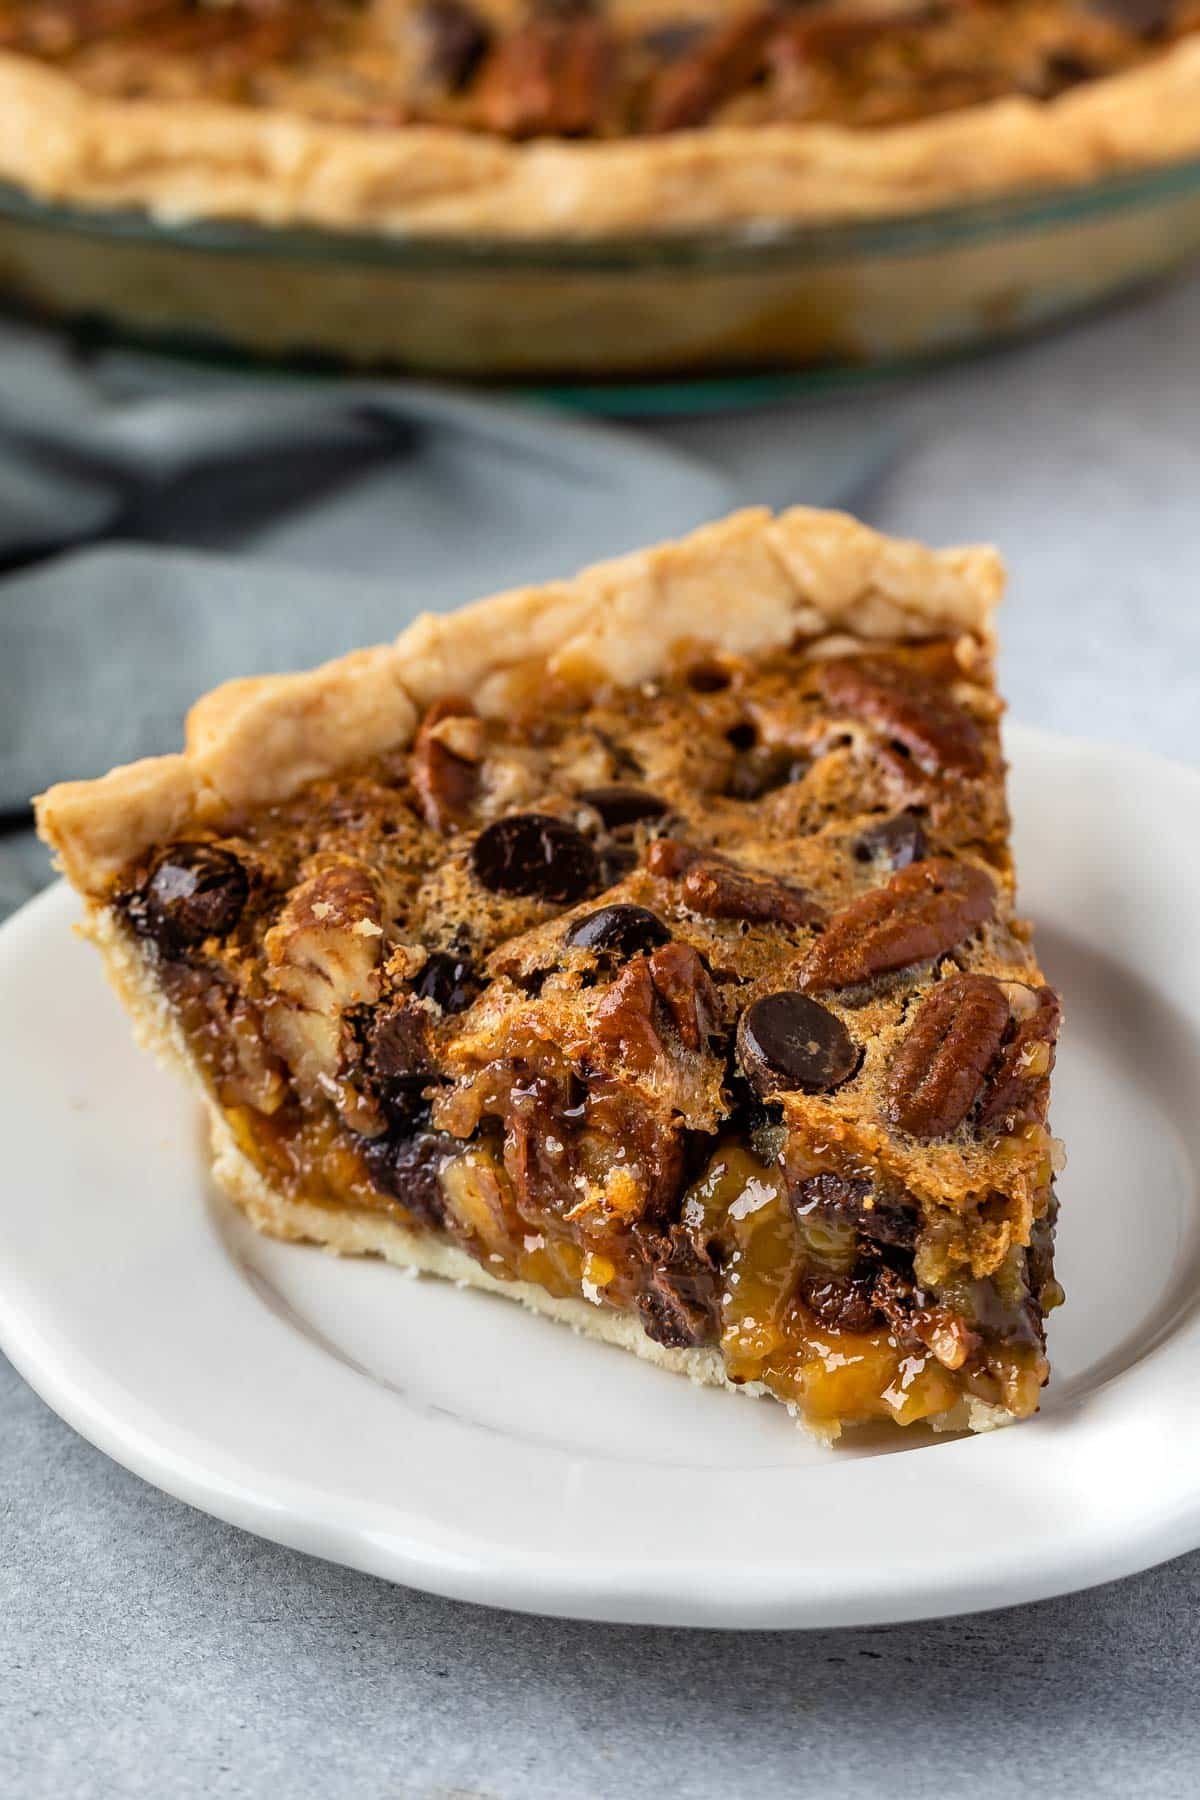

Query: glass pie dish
[2,156,1199,387]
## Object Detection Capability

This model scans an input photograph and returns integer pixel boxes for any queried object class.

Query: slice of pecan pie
[36,507,1064,1439]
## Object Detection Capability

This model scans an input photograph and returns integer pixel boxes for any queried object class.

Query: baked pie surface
[0,0,1197,234]
[37,507,1065,1440]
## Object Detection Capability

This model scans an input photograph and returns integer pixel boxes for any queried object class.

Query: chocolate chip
[363,1130,454,1227]
[413,950,478,1014]
[577,785,670,829]
[737,992,859,1095]
[470,813,600,904]
[566,903,671,959]
[367,1003,439,1129]
[132,843,248,953]
[369,1003,432,1084]
[853,813,927,869]
[416,0,491,89]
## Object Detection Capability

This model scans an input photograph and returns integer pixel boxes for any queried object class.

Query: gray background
[4,266,1200,1799]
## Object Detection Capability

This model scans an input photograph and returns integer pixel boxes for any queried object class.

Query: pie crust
[1,34,1199,237]
[39,506,1003,891]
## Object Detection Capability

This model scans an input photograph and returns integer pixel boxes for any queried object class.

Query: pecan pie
[0,0,1197,235]
[36,507,1065,1439]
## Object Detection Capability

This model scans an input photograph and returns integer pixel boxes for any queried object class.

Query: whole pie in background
[36,507,1065,1440]
[0,0,1197,233]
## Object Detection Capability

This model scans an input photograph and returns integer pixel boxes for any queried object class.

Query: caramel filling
[217,1075,1054,1434]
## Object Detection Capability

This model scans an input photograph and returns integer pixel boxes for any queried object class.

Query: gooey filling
[114,637,1063,1435]
[207,1077,1058,1431]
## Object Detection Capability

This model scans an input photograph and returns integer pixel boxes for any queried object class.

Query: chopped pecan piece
[799,857,994,992]
[474,16,617,137]
[797,1270,880,1334]
[592,942,719,1067]
[646,941,719,1053]
[681,858,825,930]
[592,956,663,1072]
[886,973,1011,1138]
[816,655,986,777]
[644,837,703,880]
[790,1170,918,1251]
[412,695,482,833]
[635,1221,721,1348]
[263,862,385,1089]
[648,837,824,928]
[872,1266,980,1371]
[644,7,780,131]
[977,985,1062,1132]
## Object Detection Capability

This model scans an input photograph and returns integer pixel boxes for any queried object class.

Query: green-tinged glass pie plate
[2,157,1200,403]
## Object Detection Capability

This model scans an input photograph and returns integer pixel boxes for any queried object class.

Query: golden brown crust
[1,39,1199,239]
[36,506,1004,896]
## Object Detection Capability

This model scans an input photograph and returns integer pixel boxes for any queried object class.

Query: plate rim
[3,721,1200,1629]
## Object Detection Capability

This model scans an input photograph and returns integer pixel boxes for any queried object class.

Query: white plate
[2,725,1199,1628]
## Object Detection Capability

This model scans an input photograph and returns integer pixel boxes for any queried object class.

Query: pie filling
[110,636,1062,1435]
[3,0,1196,141]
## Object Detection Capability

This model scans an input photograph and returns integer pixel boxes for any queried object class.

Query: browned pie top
[2,0,1197,139]
[107,632,1059,1293]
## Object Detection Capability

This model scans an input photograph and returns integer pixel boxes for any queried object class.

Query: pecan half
[681,858,825,930]
[799,857,994,992]
[474,17,616,137]
[646,941,719,1053]
[885,974,1011,1139]
[976,985,1062,1132]
[644,7,779,132]
[816,655,985,777]
[648,837,823,929]
[412,695,482,833]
